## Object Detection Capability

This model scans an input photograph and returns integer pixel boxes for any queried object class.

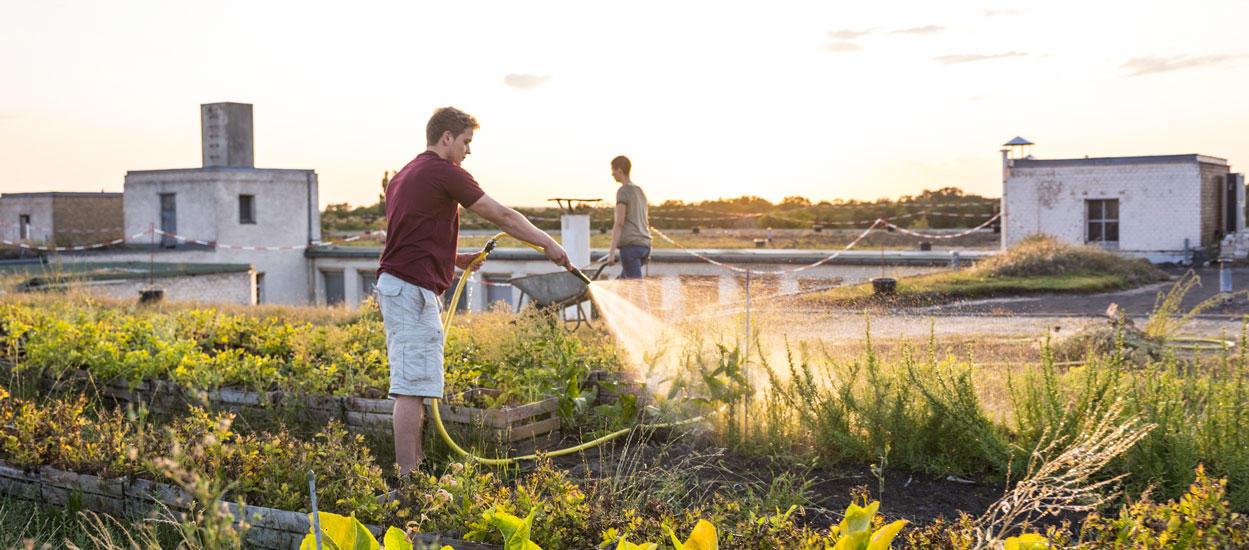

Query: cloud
[827,28,874,40]
[984,8,1023,17]
[889,25,945,35]
[1120,55,1242,77]
[823,41,863,53]
[502,74,551,90]
[934,51,1028,65]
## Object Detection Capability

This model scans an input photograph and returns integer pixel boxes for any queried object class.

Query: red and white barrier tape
[0,228,154,251]
[156,230,384,251]
[465,255,606,288]
[649,220,883,275]
[764,210,997,226]
[881,213,1001,239]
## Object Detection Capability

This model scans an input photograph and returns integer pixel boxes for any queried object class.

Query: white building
[1002,139,1246,262]
[63,103,321,304]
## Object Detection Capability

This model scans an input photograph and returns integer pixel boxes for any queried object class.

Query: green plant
[298,512,453,550]
[483,509,543,550]
[1082,465,1249,549]
[825,501,905,550]
[663,519,718,550]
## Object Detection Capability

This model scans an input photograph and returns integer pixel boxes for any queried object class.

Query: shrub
[974,235,1165,286]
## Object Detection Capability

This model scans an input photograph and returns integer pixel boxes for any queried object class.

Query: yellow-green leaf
[682,520,717,550]
[483,510,542,550]
[383,527,412,550]
[1005,534,1051,550]
[616,538,658,550]
[301,512,354,550]
[838,502,879,538]
[831,531,869,550]
[865,520,907,550]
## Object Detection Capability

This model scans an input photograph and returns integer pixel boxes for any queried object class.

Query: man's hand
[455,253,485,272]
[607,248,617,266]
[544,242,573,270]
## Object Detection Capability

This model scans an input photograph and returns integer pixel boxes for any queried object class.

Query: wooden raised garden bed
[11,365,562,456]
[0,459,500,550]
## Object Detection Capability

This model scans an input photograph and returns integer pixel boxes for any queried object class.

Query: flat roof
[305,246,994,266]
[1013,154,1228,168]
[126,167,315,176]
[0,192,123,198]
[0,260,252,278]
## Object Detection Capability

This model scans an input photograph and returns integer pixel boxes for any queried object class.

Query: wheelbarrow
[509,263,609,330]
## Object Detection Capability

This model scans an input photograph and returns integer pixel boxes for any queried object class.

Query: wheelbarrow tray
[509,271,590,309]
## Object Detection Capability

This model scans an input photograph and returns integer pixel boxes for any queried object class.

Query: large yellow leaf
[616,539,658,550]
[383,527,412,550]
[830,531,869,550]
[1005,534,1051,550]
[301,512,352,550]
[483,510,542,550]
[677,520,717,550]
[837,502,879,538]
[866,520,907,550]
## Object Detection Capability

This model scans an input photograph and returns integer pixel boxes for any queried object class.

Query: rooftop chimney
[201,103,254,168]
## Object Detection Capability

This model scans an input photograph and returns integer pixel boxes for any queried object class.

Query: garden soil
[546,439,1076,529]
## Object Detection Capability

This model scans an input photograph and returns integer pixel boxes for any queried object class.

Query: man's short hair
[611,156,632,177]
[426,107,480,146]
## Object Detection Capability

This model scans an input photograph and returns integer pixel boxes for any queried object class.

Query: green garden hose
[430,233,701,466]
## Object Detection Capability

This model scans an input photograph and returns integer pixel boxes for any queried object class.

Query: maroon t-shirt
[378,151,486,294]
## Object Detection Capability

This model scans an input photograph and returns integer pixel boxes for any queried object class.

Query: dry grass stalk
[972,399,1154,549]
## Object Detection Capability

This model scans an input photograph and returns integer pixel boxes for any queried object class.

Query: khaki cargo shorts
[375,273,444,399]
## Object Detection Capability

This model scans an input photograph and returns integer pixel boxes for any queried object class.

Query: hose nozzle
[571,267,593,286]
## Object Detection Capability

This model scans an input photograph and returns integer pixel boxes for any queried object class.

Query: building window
[443,276,469,312]
[239,194,256,224]
[322,270,347,305]
[255,273,265,304]
[360,271,377,298]
[160,193,177,248]
[322,270,345,305]
[485,275,513,310]
[1086,199,1119,247]
[18,214,29,240]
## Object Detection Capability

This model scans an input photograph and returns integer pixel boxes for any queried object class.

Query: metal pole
[743,269,751,441]
[309,470,323,550]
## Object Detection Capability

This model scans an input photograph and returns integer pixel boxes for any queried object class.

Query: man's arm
[608,203,626,265]
[466,194,572,269]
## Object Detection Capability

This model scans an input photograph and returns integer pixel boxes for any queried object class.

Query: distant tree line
[321,174,999,234]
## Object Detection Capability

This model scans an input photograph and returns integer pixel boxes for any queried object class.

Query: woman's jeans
[618,245,651,279]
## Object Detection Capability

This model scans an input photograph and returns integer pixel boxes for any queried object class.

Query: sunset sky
[2,0,1248,208]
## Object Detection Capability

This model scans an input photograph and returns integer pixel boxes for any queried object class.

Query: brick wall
[52,195,124,246]
[64,271,255,304]
[1005,161,1205,254]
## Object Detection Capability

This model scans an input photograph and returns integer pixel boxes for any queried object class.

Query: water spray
[430,232,702,466]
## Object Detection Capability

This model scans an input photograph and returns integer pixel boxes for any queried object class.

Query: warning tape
[881,213,1001,239]
[156,230,385,251]
[0,229,154,251]
[649,221,883,276]
[762,210,999,225]
[465,255,607,288]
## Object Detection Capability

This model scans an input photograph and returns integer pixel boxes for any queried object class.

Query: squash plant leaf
[1005,534,1052,550]
[382,527,412,550]
[865,520,907,550]
[483,509,542,550]
[664,520,717,550]
[301,512,379,550]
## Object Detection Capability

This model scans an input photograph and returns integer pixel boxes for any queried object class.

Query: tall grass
[974,234,1165,285]
[720,320,1249,510]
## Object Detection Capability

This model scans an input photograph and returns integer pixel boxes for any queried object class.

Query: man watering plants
[375,106,573,475]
